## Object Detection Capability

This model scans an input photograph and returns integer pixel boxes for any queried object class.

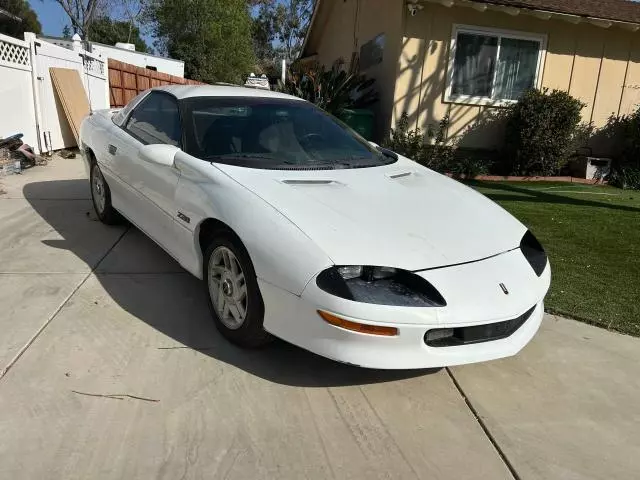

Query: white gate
[0,33,109,153]
[34,39,108,151]
[0,33,38,150]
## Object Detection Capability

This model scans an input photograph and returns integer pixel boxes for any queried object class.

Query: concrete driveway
[1,158,638,479]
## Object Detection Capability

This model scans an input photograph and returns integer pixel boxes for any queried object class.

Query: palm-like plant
[279,59,378,116]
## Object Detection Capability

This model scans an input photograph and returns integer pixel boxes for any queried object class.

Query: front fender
[174,151,332,295]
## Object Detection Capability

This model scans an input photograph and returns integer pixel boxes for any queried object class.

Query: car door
[107,91,183,257]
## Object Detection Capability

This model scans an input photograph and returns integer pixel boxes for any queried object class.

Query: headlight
[520,230,547,276]
[316,266,446,307]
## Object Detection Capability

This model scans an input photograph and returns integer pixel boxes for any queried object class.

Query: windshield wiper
[376,146,398,161]
[206,153,282,161]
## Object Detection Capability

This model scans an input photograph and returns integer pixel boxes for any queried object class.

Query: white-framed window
[445,25,547,105]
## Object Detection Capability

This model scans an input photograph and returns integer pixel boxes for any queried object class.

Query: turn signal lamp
[318,311,398,336]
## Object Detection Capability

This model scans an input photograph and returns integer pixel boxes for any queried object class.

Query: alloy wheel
[208,246,248,330]
[91,165,106,214]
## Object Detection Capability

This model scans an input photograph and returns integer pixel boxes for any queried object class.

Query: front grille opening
[424,306,536,347]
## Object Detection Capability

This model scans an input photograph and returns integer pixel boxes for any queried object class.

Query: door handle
[108,144,117,155]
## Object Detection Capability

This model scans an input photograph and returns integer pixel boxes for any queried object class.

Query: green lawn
[469,181,640,336]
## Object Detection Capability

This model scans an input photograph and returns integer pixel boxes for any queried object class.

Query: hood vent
[280,179,339,186]
[386,171,414,179]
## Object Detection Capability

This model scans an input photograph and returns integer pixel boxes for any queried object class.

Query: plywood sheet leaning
[50,68,90,145]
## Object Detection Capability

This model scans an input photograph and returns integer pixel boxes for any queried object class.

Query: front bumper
[260,249,550,369]
[260,280,545,370]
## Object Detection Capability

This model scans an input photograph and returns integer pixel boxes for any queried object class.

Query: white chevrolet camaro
[79,85,550,369]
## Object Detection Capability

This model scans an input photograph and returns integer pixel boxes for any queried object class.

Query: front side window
[182,97,395,170]
[112,91,148,127]
[125,92,182,146]
[448,27,544,103]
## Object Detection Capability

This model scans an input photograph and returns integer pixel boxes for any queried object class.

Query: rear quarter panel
[80,110,117,172]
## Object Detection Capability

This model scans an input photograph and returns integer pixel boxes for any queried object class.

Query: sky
[28,0,154,47]
[29,0,68,37]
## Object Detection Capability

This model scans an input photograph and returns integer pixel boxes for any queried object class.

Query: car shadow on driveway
[23,180,437,387]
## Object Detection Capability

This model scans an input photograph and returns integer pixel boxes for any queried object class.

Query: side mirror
[138,144,179,167]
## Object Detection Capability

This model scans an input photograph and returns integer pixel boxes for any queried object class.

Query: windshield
[181,97,395,169]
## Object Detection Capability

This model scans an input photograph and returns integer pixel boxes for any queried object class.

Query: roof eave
[416,0,640,31]
[300,0,323,59]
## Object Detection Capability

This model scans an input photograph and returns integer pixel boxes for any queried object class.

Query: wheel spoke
[222,250,231,270]
[235,284,247,302]
[229,257,241,277]
[209,266,225,279]
[222,301,231,319]
[216,285,225,314]
[228,303,244,322]
[235,301,246,319]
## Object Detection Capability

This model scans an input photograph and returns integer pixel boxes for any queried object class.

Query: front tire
[204,233,271,347]
[90,161,121,225]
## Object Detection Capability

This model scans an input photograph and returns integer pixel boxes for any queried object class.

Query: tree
[251,0,313,65]
[272,0,312,62]
[116,0,146,47]
[53,0,106,39]
[89,16,149,51]
[250,1,277,71]
[148,0,255,84]
[0,0,42,37]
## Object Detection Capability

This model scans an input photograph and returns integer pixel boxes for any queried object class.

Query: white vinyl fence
[0,33,38,152]
[0,32,109,153]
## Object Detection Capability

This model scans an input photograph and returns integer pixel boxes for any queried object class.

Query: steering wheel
[300,133,325,146]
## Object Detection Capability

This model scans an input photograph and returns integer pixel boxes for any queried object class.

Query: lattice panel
[0,40,30,67]
[84,57,105,76]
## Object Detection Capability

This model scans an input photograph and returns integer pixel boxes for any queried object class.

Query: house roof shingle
[471,0,640,25]
[303,0,640,58]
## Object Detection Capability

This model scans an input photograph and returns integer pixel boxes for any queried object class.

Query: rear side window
[125,92,182,147]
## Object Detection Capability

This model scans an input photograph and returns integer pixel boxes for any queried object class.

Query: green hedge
[502,89,587,176]
[601,111,640,190]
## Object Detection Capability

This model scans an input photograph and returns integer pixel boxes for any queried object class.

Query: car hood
[215,157,527,271]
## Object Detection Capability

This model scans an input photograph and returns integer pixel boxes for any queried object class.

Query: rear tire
[90,161,121,225]
[204,232,271,347]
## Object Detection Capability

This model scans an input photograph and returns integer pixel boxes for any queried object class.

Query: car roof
[152,84,305,101]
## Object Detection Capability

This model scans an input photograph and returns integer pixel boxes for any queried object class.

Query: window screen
[451,30,541,101]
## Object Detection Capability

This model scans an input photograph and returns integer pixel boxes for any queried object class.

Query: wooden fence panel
[108,59,204,107]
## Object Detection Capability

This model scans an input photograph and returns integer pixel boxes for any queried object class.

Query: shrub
[503,89,587,176]
[423,113,457,171]
[278,59,378,116]
[600,110,640,190]
[609,167,640,190]
[385,112,425,162]
[447,153,490,178]
[385,112,489,176]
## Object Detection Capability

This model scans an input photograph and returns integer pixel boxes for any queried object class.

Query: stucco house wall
[395,2,640,151]
[304,0,640,153]
[304,0,404,140]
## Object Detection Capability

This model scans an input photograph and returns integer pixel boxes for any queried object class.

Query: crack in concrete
[0,225,130,381]
[445,367,520,480]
